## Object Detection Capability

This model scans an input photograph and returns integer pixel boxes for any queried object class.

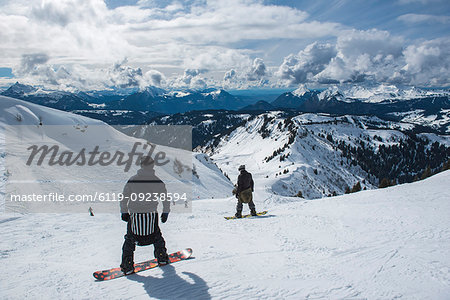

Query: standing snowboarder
[235,165,257,218]
[120,156,170,275]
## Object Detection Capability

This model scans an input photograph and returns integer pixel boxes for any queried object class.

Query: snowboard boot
[120,255,134,275]
[250,209,257,216]
[155,248,170,265]
[235,211,242,218]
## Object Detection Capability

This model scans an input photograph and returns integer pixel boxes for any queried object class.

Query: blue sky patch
[0,67,13,78]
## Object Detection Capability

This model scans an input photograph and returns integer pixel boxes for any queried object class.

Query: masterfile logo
[4,124,193,213]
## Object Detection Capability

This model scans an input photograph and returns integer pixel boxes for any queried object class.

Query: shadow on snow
[127,263,211,299]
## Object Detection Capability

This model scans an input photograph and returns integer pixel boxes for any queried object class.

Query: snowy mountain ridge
[197,111,449,199]
[292,84,310,97]
[301,84,450,103]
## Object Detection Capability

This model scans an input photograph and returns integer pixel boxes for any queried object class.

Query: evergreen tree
[379,178,390,188]
[345,186,351,194]
[421,166,432,180]
[351,182,362,193]
[442,159,450,171]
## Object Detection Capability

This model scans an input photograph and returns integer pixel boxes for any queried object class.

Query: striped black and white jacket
[130,212,158,236]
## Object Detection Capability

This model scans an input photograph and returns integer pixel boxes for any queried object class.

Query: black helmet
[140,156,155,168]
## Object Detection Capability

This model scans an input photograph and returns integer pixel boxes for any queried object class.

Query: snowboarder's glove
[121,213,130,222]
[161,212,169,223]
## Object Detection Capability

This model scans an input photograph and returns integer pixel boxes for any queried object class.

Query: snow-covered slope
[388,108,450,133]
[207,112,372,199]
[203,111,449,199]
[1,168,449,299]
[192,153,234,199]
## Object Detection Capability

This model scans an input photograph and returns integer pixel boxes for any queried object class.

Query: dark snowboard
[224,210,268,220]
[93,248,193,281]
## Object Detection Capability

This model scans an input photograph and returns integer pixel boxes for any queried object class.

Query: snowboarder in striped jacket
[120,156,170,274]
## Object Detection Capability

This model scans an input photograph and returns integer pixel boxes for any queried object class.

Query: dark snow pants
[236,199,256,213]
[237,188,255,213]
[122,219,167,262]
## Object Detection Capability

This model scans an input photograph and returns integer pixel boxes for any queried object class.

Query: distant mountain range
[1,82,92,110]
[270,85,450,133]
[112,87,244,113]
[0,82,244,116]
[1,82,449,132]
[272,84,450,114]
[241,100,275,111]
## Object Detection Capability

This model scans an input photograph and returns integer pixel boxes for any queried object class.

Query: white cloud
[182,47,251,71]
[169,68,210,90]
[397,13,450,24]
[277,29,450,86]
[0,0,448,89]
[397,0,444,4]
[285,30,401,84]
[315,29,404,83]
[220,58,271,88]
[17,53,50,74]
[0,0,343,90]
[30,0,103,26]
[223,69,236,82]
[276,42,337,85]
[108,59,144,88]
[222,68,246,89]
[246,58,266,81]
[336,29,404,60]
[144,69,165,86]
[401,38,450,85]
[13,54,168,90]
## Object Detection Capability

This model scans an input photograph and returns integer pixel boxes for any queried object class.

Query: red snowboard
[93,248,193,281]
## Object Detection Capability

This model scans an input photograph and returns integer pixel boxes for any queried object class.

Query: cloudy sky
[0,0,449,90]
